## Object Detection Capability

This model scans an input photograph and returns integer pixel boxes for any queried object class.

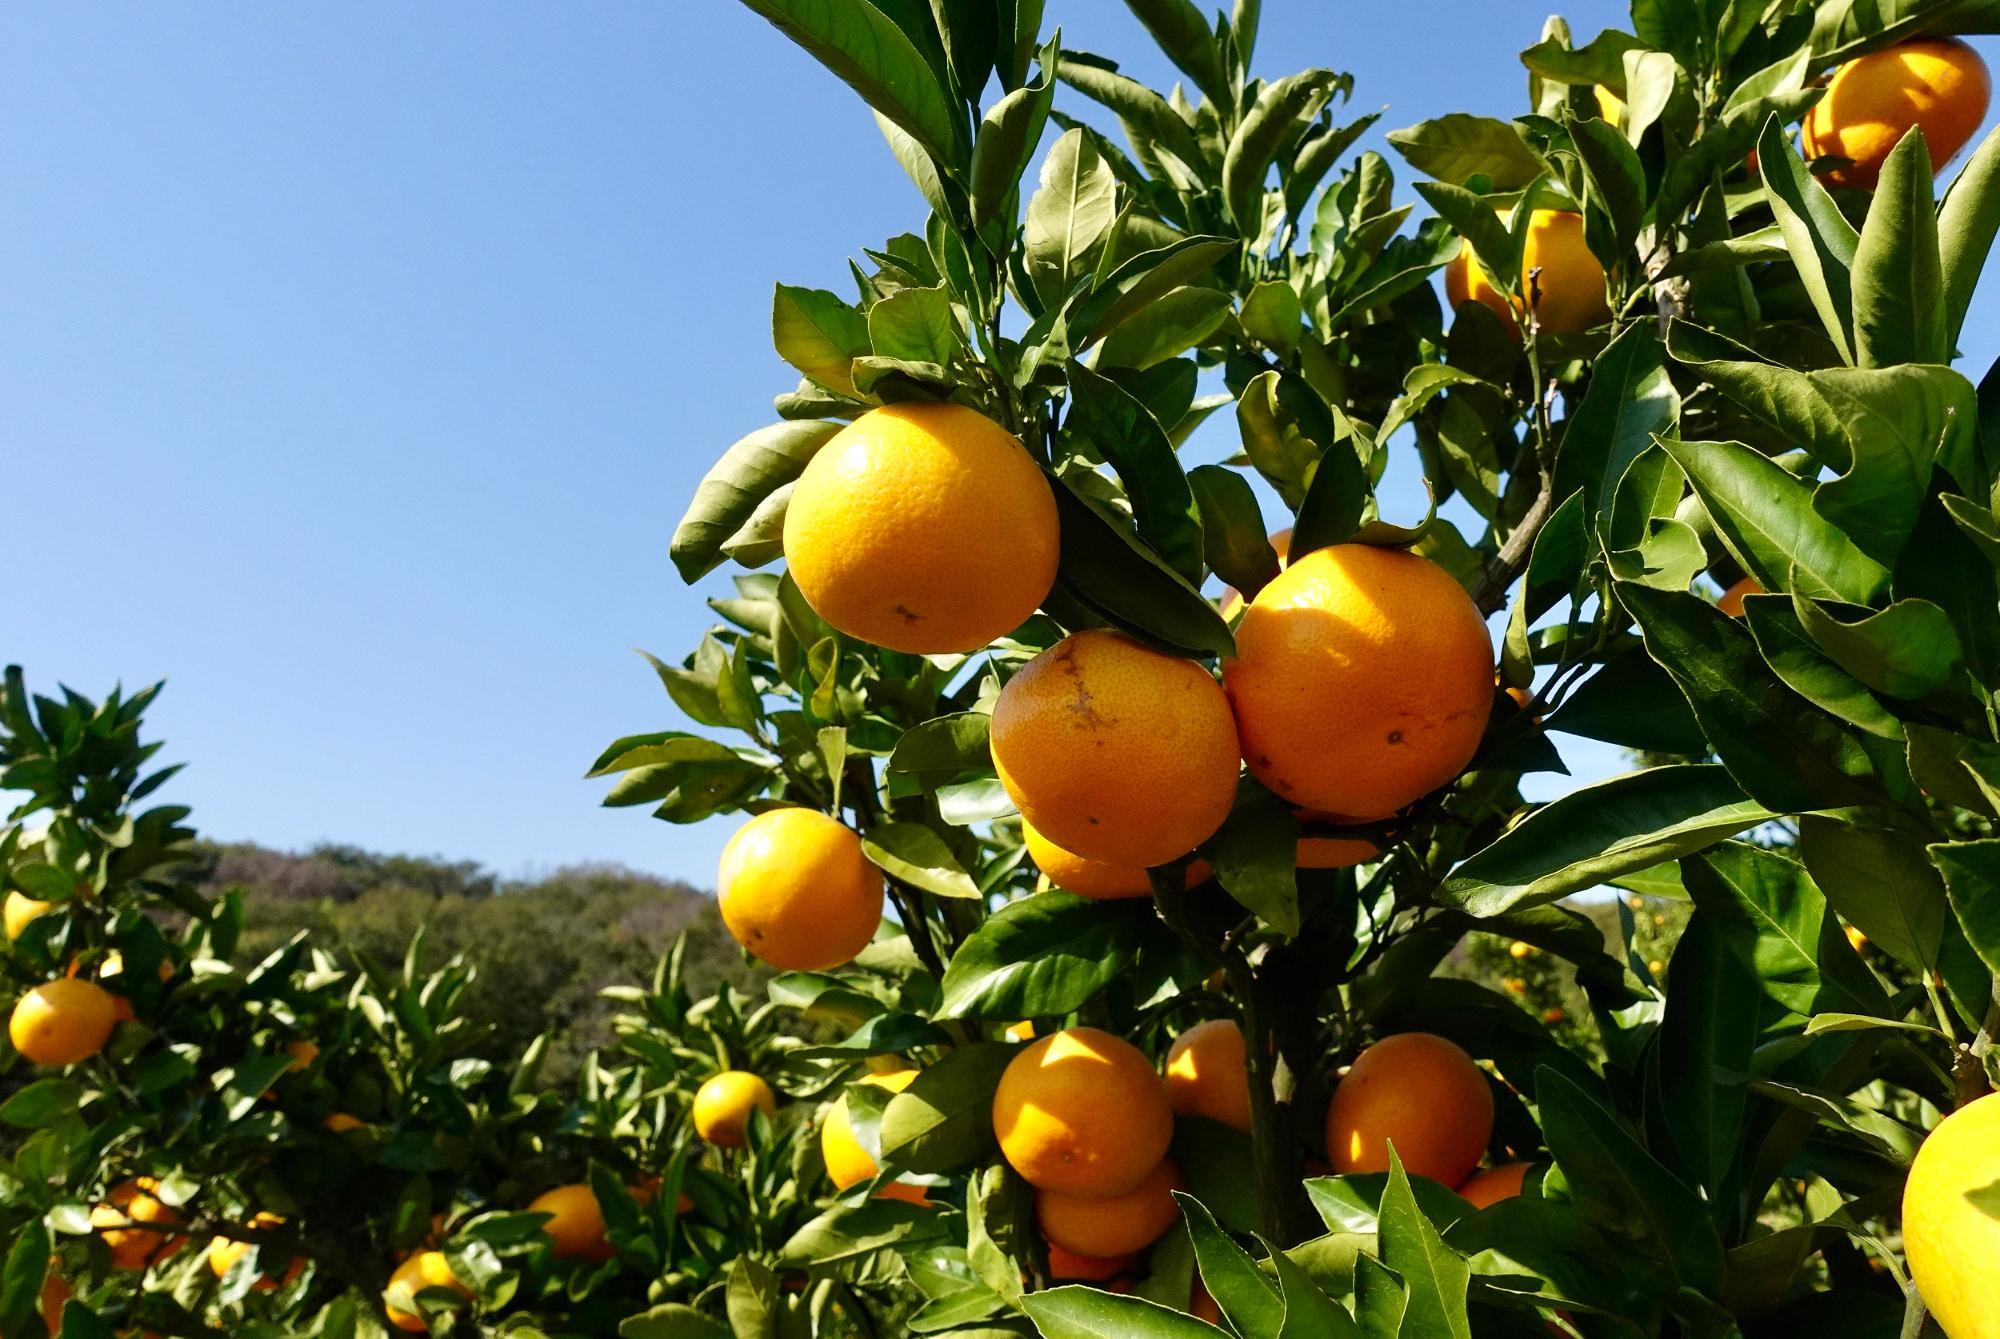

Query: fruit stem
[1954,982,2000,1108]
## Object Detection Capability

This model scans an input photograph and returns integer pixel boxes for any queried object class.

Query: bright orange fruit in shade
[91,1178,183,1271]
[1325,1032,1495,1188]
[991,630,1240,868]
[993,1027,1173,1198]
[1803,38,1990,189]
[527,1184,616,1262]
[207,1212,305,1289]
[1163,1019,1251,1134]
[1044,1242,1138,1281]
[1021,818,1210,899]
[1457,1162,1532,1209]
[1036,1156,1184,1257]
[782,402,1059,654]
[1715,576,1760,617]
[1444,209,1609,336]
[384,1251,471,1333]
[1294,810,1382,870]
[821,1068,929,1203]
[692,1070,778,1148]
[1225,544,1493,823]
[717,808,884,971]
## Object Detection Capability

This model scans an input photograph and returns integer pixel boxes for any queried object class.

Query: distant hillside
[187,841,757,1081]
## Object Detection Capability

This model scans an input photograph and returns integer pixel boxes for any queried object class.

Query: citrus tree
[586,0,2000,1335]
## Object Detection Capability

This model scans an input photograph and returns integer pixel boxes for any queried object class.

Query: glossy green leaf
[1546,647,1708,755]
[1075,236,1236,345]
[1050,478,1234,658]
[868,284,960,366]
[1939,125,2000,343]
[970,45,1056,230]
[1929,839,2000,977]
[1026,129,1120,309]
[1387,114,1548,190]
[1852,127,1948,368]
[1224,70,1341,230]
[1097,286,1234,370]
[1177,1193,1283,1336]
[773,283,872,398]
[1653,916,1757,1198]
[1200,788,1301,936]
[1738,596,1904,740]
[777,1197,946,1266]
[1757,115,1858,365]
[936,892,1150,1019]
[881,1042,1016,1172]
[864,821,980,899]
[1188,465,1280,602]
[1552,322,1679,516]
[1793,594,1964,700]
[1375,1150,1472,1339]
[1022,1286,1228,1338]
[670,421,842,582]
[1798,816,1945,976]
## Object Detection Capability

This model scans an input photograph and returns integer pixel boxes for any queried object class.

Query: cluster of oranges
[1447,38,1990,340]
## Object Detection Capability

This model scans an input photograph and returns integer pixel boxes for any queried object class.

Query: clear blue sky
[7,4,1995,887]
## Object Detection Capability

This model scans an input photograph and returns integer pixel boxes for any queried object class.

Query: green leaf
[1660,439,1889,605]
[1026,129,1120,309]
[1571,117,1647,254]
[0,1078,80,1128]
[889,712,993,786]
[1269,1232,1363,1338]
[1682,842,1888,1020]
[1551,322,1679,516]
[1066,363,1205,584]
[1653,915,1757,1198]
[936,892,1150,1019]
[1050,475,1234,658]
[880,1042,1016,1172]
[1620,583,1886,812]
[1056,59,1207,176]
[1200,788,1301,936]
[1852,128,1948,368]
[1224,70,1341,231]
[1387,114,1548,190]
[1545,648,1707,755]
[1966,1179,2000,1221]
[1792,594,1964,700]
[1536,1067,1725,1294]
[1122,0,1232,110]
[1239,279,1304,354]
[1414,181,1519,293]
[867,284,960,365]
[1798,816,1945,976]
[1440,766,1773,917]
[777,1197,945,1266]
[970,45,1056,230]
[1939,125,2000,344]
[1096,286,1234,370]
[739,0,967,167]
[1187,465,1280,601]
[1739,596,1905,740]
[1757,115,1859,365]
[863,822,979,899]
[773,284,871,398]
[1022,1286,1229,1338]
[0,1223,51,1339]
[668,421,841,582]
[1907,724,2000,818]
[1929,839,2000,977]
[617,1303,732,1337]
[1236,368,1334,510]
[1075,236,1236,346]
[1376,1150,1472,1339]
[1176,1194,1283,1336]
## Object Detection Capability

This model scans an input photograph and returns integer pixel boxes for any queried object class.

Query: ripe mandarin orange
[4,891,53,940]
[1295,810,1381,870]
[782,401,1059,654]
[717,808,883,971]
[993,1027,1173,1198]
[1037,1156,1184,1257]
[1225,544,1493,822]
[528,1184,615,1261]
[822,1067,929,1202]
[1044,1242,1138,1282]
[692,1070,777,1149]
[1803,38,1991,189]
[92,1178,182,1271]
[323,1112,366,1133]
[1457,1162,1532,1209]
[1444,209,1609,336]
[384,1251,471,1333]
[208,1212,304,1290]
[1716,576,1760,617]
[1326,1033,1494,1187]
[11,979,119,1067]
[1163,1019,1251,1134]
[1022,818,1210,900]
[991,630,1240,868]
[34,1274,70,1334]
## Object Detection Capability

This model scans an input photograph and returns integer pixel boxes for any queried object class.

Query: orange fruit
[1445,209,1609,335]
[284,1040,319,1073]
[692,1071,777,1149]
[91,1178,182,1271]
[1541,1007,1566,1024]
[1225,544,1493,822]
[1326,1033,1495,1188]
[323,1112,366,1133]
[4,891,54,940]
[1803,38,1991,189]
[1037,1156,1184,1257]
[11,979,119,1066]
[1845,924,1870,954]
[1509,941,1534,960]
[1163,1019,1251,1134]
[1191,1278,1223,1323]
[208,1212,304,1290]
[35,1274,70,1333]
[1218,528,1293,620]
[1905,1092,2000,1339]
[1022,818,1210,900]
[782,401,1059,654]
[717,808,883,971]
[1294,810,1381,870]
[1594,85,1624,124]
[1716,576,1760,617]
[993,1027,1173,1197]
[822,1067,929,1202]
[1458,1162,1531,1210]
[384,1250,471,1333]
[1006,1020,1037,1042]
[1044,1242,1138,1282]
[991,630,1240,868]
[527,1184,615,1262]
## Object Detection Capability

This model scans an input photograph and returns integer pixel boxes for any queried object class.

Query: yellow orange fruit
[1459,1162,1532,1209]
[1006,1020,1037,1042]
[1905,1091,2000,1339]
[994,1027,1173,1197]
[822,1068,927,1201]
[208,1212,304,1290]
[1594,84,1625,124]
[692,1071,777,1149]
[323,1112,366,1133]
[91,1178,182,1271]
[1716,576,1760,617]
[1044,1242,1138,1282]
[1022,818,1210,900]
[1509,941,1534,960]
[11,978,119,1067]
[1294,810,1381,870]
[1803,38,1991,189]
[4,891,54,940]
[782,401,1059,654]
[1163,1019,1251,1134]
[527,1184,614,1262]
[1037,1156,1184,1257]
[1326,1033,1495,1187]
[717,808,884,971]
[1218,528,1294,620]
[991,630,1240,868]
[1444,209,1609,335]
[1845,925,1870,954]
[384,1250,471,1333]
[1225,544,1493,822]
